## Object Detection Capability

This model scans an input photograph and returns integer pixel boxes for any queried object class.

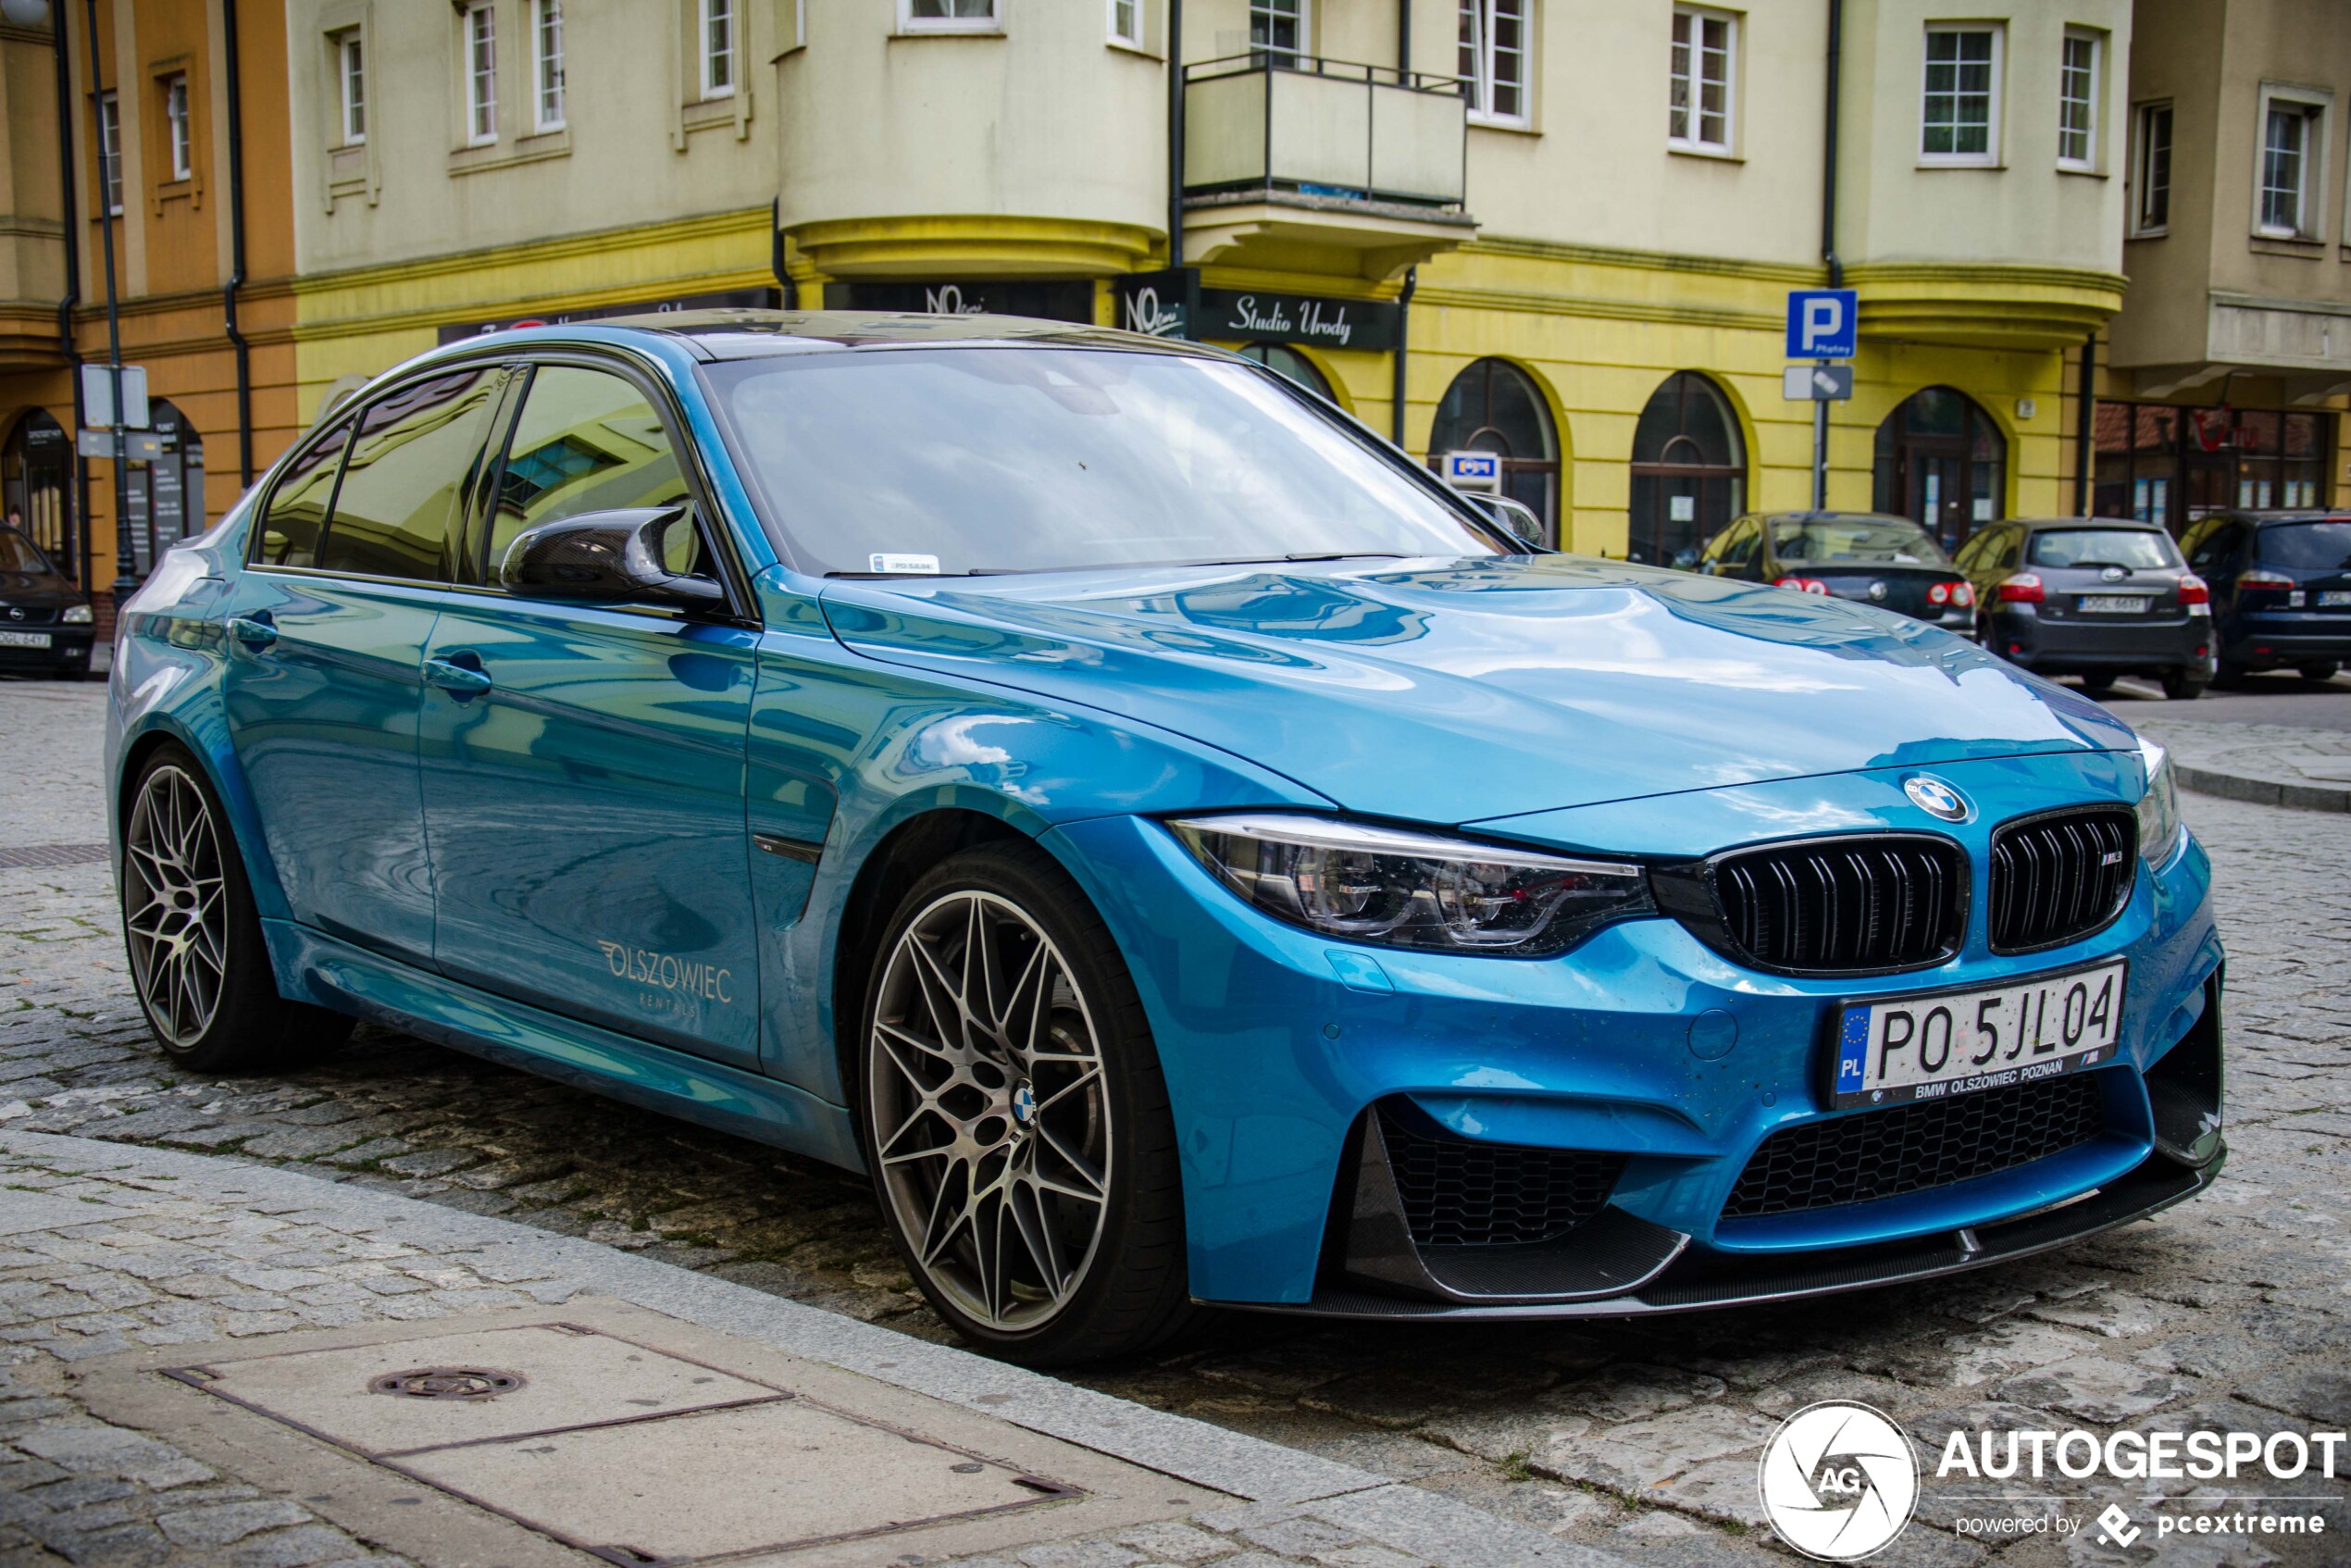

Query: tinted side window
[252,418,353,567]
[2188,524,2239,574]
[489,366,691,573]
[1720,522,1762,566]
[317,368,504,582]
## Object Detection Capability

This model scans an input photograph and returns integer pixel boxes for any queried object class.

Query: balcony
[1180,55,1475,281]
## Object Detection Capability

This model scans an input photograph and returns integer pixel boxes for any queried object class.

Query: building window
[1921,24,1999,165]
[702,0,736,97]
[2133,102,2171,233]
[1630,372,1746,567]
[1669,6,1733,153]
[2057,29,2098,170]
[1108,0,1139,47]
[336,31,366,144]
[531,0,565,130]
[464,2,498,144]
[96,90,121,216]
[902,0,999,33]
[2258,88,2327,238]
[1458,0,1527,125]
[2094,402,2327,524]
[1428,358,1560,546]
[163,72,191,181]
[1251,0,1303,60]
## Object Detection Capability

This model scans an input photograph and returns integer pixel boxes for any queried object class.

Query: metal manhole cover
[368,1367,527,1400]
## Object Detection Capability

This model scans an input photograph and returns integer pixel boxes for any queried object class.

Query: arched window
[1873,386,2004,553]
[124,400,205,577]
[2,411,74,579]
[1628,371,1745,566]
[1236,342,1334,402]
[1428,357,1558,545]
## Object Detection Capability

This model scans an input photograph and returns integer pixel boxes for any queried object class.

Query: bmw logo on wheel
[1903,776,1969,821]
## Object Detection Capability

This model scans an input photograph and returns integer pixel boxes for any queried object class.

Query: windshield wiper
[1280,552,1409,563]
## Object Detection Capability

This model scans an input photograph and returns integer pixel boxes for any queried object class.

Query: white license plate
[1831,961,2126,1109]
[0,631,51,650]
[2320,591,2351,607]
[2077,595,2149,614]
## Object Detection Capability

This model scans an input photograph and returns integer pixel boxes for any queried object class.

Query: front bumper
[0,627,94,674]
[1046,750,2223,1313]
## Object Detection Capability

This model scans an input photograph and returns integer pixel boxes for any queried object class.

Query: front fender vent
[1379,1107,1624,1248]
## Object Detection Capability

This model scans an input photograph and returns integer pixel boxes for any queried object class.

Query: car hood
[818,554,2138,826]
[0,571,81,604]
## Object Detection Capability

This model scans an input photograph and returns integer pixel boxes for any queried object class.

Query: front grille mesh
[1989,808,2136,953]
[1723,1075,2106,1218]
[1380,1109,1624,1248]
[1710,837,1964,974]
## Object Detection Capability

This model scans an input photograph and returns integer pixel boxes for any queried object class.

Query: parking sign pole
[1811,367,1829,510]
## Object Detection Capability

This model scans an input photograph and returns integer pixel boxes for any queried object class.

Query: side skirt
[261,919,865,1174]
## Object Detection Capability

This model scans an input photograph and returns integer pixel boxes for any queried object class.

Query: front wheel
[120,744,354,1072]
[857,842,1190,1366]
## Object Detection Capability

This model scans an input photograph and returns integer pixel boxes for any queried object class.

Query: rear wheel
[2213,660,2250,689]
[2076,676,2117,697]
[2297,661,2341,683]
[857,842,1190,1366]
[120,744,354,1072]
[2161,670,2208,701]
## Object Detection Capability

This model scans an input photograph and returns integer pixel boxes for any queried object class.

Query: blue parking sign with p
[1786,289,1858,359]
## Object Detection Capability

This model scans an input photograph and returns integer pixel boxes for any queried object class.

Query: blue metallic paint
[104,319,2222,1317]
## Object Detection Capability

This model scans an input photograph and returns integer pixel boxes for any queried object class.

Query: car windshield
[703,347,1505,576]
[0,529,55,575]
[2258,519,2351,571]
[2027,529,2178,570]
[1769,516,1948,566]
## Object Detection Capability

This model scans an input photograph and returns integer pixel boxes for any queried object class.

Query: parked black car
[1693,511,1975,635]
[0,525,94,678]
[2178,510,2351,686]
[1956,517,2213,700]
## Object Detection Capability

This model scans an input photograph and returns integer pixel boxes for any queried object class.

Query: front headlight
[1166,814,1655,957]
[2134,737,2181,863]
[61,604,93,625]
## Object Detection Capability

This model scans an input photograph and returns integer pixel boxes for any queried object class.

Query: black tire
[855,840,1191,1366]
[2161,671,2208,701]
[2076,676,2117,697]
[2298,661,2341,683]
[119,742,355,1073]
[2212,660,2250,689]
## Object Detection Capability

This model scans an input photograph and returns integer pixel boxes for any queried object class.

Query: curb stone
[0,1129,1641,1568]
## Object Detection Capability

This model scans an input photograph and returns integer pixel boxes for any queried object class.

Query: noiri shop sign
[1115,272,1399,352]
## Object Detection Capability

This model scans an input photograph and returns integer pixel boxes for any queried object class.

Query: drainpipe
[1813,0,1843,510]
[1390,265,1416,447]
[2073,330,2096,516]
[1166,0,1185,326]
[770,197,794,309]
[1397,0,1410,80]
[49,0,90,590]
[222,0,253,487]
[82,0,135,611]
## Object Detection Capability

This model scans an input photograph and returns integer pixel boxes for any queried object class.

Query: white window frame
[2132,100,2171,235]
[531,0,565,131]
[898,0,1001,36]
[1250,0,1304,59]
[1668,6,1735,155]
[163,72,191,181]
[1459,0,1529,129]
[2057,27,2099,172]
[96,89,121,216]
[464,1,498,146]
[336,30,366,146]
[1919,22,2002,168]
[2255,82,2331,240]
[1107,0,1140,49]
[700,0,737,98]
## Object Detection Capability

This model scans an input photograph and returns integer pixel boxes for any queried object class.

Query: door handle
[422,656,493,695]
[226,616,277,650]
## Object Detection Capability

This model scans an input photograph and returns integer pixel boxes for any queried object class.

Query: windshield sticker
[870,553,940,575]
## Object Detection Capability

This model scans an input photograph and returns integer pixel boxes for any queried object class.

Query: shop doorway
[1628,371,1745,566]
[2,411,75,580]
[1428,357,1558,546]
[1872,386,2004,554]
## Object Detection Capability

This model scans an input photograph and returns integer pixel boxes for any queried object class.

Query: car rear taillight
[2238,569,2295,590]
[1774,577,1830,594]
[1950,581,1975,608]
[1926,580,1975,608]
[2178,573,2210,606]
[1996,574,2044,604]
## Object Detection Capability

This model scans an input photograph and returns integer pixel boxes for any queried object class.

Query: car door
[2185,520,2245,623]
[417,357,765,1070]
[218,365,505,965]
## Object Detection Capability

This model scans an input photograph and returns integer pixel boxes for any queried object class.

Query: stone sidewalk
[2139,719,2351,812]
[0,1128,1634,1568]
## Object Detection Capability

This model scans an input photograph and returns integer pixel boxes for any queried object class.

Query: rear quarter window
[251,417,353,567]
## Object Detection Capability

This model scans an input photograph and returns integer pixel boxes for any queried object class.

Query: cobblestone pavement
[6,681,2348,1564]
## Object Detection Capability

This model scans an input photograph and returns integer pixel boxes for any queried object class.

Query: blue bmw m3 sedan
[105,311,2224,1364]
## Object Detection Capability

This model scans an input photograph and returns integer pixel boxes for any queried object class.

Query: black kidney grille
[1989,808,2136,953]
[1379,1109,1624,1248]
[1723,1074,2105,1219]
[1710,837,1964,974]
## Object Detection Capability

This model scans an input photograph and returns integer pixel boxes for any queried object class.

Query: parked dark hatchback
[0,526,94,678]
[1957,518,2213,700]
[1694,511,1975,635]
[2179,511,2351,685]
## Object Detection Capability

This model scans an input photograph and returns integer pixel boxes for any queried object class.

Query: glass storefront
[2094,401,2327,529]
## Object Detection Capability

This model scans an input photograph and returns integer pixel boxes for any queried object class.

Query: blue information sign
[1785,289,1859,360]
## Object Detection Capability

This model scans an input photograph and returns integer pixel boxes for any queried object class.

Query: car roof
[1753,511,1926,527]
[2009,516,2167,531]
[2227,510,2351,525]
[435,308,1233,364]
